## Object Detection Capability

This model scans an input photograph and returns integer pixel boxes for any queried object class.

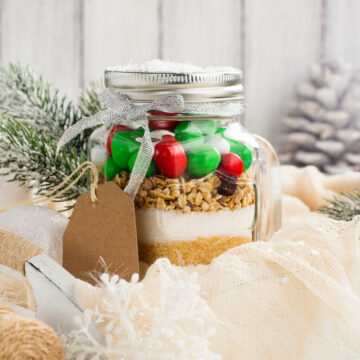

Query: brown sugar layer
[138,235,252,266]
[115,171,255,214]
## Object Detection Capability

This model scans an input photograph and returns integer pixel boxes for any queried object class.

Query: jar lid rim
[104,69,242,75]
[104,68,244,103]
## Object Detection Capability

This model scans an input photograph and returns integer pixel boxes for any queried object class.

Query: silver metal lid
[104,69,243,104]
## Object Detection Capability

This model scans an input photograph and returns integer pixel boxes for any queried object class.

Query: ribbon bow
[57,87,184,199]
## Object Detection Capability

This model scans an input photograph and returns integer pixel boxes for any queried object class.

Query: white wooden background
[1,0,360,146]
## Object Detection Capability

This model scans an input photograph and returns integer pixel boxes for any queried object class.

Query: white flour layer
[136,205,254,244]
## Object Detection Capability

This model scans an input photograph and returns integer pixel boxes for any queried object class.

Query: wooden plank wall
[0,0,359,146]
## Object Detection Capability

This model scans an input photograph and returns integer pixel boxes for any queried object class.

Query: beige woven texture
[0,228,42,275]
[0,303,63,360]
[0,229,62,360]
[76,165,360,359]
[0,228,39,311]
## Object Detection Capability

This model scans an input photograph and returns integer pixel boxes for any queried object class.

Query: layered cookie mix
[115,171,255,266]
[100,102,256,266]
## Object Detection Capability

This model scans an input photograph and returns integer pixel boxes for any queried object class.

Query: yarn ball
[0,303,63,360]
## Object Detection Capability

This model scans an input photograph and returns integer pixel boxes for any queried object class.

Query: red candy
[150,111,178,117]
[218,153,244,178]
[154,135,187,178]
[106,125,134,155]
[149,111,178,131]
[149,119,177,131]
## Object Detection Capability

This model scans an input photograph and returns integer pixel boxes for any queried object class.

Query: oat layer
[115,171,255,214]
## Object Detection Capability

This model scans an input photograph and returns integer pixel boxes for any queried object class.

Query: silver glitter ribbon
[181,101,245,117]
[56,87,184,199]
[124,123,153,199]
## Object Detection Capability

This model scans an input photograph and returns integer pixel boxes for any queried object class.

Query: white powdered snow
[106,59,240,74]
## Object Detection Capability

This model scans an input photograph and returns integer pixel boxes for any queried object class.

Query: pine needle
[79,80,105,117]
[318,190,360,221]
[0,63,104,203]
[0,116,89,203]
[0,63,103,153]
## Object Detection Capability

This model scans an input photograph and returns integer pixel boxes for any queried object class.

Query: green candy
[128,152,157,177]
[193,120,216,135]
[186,144,221,177]
[174,122,203,149]
[215,127,227,134]
[135,127,145,136]
[111,131,140,170]
[102,158,121,180]
[228,140,253,171]
[217,129,253,170]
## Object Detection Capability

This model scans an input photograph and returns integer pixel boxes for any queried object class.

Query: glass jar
[90,66,281,266]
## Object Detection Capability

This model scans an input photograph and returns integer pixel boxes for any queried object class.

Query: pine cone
[280,59,360,174]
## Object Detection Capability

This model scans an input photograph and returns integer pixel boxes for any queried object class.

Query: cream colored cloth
[281,165,360,213]
[72,166,360,359]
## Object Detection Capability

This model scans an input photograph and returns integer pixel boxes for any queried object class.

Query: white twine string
[0,161,99,214]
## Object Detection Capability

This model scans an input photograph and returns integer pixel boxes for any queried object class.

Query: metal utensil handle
[0,228,42,274]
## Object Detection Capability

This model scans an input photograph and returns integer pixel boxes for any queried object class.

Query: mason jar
[90,66,281,266]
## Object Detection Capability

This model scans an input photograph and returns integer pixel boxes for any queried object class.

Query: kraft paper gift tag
[63,181,139,283]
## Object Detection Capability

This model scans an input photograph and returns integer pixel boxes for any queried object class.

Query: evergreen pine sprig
[0,116,89,203]
[318,190,360,221]
[79,80,105,117]
[0,63,102,153]
[0,63,104,203]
